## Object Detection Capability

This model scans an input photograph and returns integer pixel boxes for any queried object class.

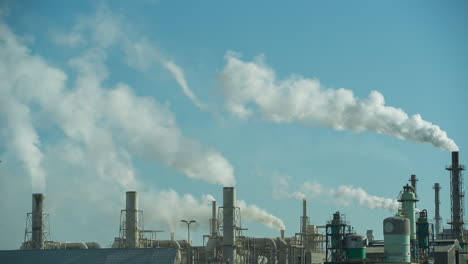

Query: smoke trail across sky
[272,175,399,212]
[218,52,458,151]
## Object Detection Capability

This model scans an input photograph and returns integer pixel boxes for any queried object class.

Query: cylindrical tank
[416,209,430,248]
[345,234,367,261]
[384,216,410,263]
[32,193,45,249]
[126,191,139,248]
[399,185,417,240]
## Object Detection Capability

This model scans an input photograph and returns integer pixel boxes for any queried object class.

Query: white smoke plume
[272,174,398,212]
[163,60,207,110]
[218,52,458,151]
[237,200,286,230]
[141,190,216,232]
[0,18,235,187]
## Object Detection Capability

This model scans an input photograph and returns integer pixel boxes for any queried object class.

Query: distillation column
[31,193,45,249]
[126,191,139,248]
[223,187,236,263]
[433,183,442,236]
[446,151,465,242]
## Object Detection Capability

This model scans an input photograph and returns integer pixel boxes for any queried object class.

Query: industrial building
[0,151,467,264]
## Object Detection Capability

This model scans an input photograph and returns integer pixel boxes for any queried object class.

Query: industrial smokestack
[125,191,139,248]
[211,200,217,236]
[222,187,236,263]
[31,193,45,249]
[433,183,442,236]
[446,151,465,242]
[302,199,307,235]
[280,229,285,240]
[410,174,418,196]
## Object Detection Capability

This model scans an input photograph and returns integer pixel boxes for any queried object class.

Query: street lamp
[181,220,196,264]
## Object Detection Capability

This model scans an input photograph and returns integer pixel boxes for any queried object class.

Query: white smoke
[218,52,458,151]
[237,200,286,230]
[163,60,207,110]
[0,18,235,187]
[329,185,399,211]
[272,174,398,212]
[0,16,291,245]
[141,189,216,232]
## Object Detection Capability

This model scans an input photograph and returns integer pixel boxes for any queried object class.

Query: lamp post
[181,220,196,264]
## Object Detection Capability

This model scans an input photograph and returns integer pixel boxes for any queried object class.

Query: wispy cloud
[53,6,207,111]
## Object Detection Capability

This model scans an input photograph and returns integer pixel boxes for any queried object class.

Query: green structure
[384,216,411,263]
[345,234,366,261]
[416,209,430,248]
[399,184,418,240]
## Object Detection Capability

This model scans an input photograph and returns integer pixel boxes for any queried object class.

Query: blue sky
[0,0,467,249]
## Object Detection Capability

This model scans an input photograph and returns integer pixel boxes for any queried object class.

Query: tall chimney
[222,187,236,263]
[446,151,465,242]
[302,199,307,235]
[211,200,217,236]
[31,193,45,249]
[410,174,418,196]
[126,191,139,248]
[433,183,442,236]
[280,229,285,240]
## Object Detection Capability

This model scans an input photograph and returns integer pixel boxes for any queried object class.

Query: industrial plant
[0,151,467,264]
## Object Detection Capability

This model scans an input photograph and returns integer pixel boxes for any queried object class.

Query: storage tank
[416,209,430,248]
[345,234,367,261]
[384,216,410,263]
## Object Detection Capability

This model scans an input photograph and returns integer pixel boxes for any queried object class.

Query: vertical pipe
[410,174,418,196]
[126,191,139,248]
[302,199,307,235]
[171,232,175,241]
[211,200,217,236]
[433,183,442,236]
[31,193,45,249]
[280,229,285,240]
[223,187,236,263]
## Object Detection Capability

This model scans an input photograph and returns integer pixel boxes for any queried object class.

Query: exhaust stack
[410,174,418,197]
[126,191,139,248]
[211,200,217,236]
[31,193,45,249]
[433,183,442,236]
[222,187,236,263]
[446,151,465,242]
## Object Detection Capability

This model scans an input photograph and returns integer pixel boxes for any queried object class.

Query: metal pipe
[280,229,285,240]
[410,174,418,196]
[211,200,217,236]
[32,193,45,249]
[433,183,442,236]
[126,191,139,248]
[222,187,236,263]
